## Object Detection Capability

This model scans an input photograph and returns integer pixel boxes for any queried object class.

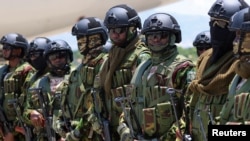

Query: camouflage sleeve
[170,61,196,140]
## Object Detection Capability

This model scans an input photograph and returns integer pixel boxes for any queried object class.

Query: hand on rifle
[30,110,45,127]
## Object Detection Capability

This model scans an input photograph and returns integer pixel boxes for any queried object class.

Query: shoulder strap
[130,59,151,86]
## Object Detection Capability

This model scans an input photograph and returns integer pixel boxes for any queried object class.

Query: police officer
[193,30,211,57]
[27,39,73,141]
[22,37,51,140]
[219,7,250,125]
[0,33,35,141]
[188,0,249,140]
[117,12,195,141]
[53,17,109,141]
[98,4,151,140]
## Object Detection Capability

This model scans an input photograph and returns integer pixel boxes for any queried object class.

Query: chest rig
[61,54,106,120]
[127,54,190,137]
[2,62,33,122]
[220,75,250,125]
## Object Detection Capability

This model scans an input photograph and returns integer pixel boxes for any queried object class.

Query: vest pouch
[244,93,250,121]
[86,67,94,85]
[234,93,249,120]
[3,92,17,121]
[142,108,156,136]
[156,102,174,135]
[4,79,18,93]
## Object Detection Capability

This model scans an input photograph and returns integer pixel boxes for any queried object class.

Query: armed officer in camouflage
[0,33,35,141]
[22,37,51,140]
[97,4,151,140]
[27,39,73,141]
[117,13,195,141]
[52,17,109,141]
[188,0,249,141]
[219,7,250,125]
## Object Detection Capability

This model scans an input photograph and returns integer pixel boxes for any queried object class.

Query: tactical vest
[108,44,151,131]
[126,54,192,138]
[61,53,106,120]
[2,62,34,122]
[28,74,64,115]
[220,75,250,125]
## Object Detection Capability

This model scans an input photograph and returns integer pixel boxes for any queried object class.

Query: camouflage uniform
[25,39,73,141]
[98,4,151,141]
[219,7,250,126]
[22,37,51,140]
[0,33,35,141]
[188,1,249,141]
[53,17,109,141]
[117,13,195,141]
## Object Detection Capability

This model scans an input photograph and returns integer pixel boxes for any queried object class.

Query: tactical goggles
[109,27,127,34]
[48,51,67,60]
[29,51,42,58]
[210,18,228,28]
[2,44,13,50]
[146,31,169,40]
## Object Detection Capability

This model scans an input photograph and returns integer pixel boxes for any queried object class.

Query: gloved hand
[54,119,67,138]
[65,130,81,141]
[29,110,45,127]
[117,123,132,141]
[88,113,102,134]
[120,127,132,141]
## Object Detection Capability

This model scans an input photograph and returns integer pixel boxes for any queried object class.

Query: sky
[49,0,250,50]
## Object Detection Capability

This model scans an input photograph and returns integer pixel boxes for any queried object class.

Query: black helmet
[29,37,51,53]
[27,37,51,69]
[0,33,28,57]
[104,4,141,29]
[44,39,73,62]
[208,0,249,21]
[72,17,108,45]
[193,30,211,48]
[141,13,181,43]
[229,7,250,32]
[228,7,250,56]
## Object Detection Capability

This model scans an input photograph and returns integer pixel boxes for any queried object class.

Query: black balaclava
[209,23,235,64]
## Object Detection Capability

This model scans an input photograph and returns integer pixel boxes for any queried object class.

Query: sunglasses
[109,27,127,34]
[146,31,169,40]
[48,51,67,60]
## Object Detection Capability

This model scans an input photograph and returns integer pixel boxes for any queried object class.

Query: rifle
[166,88,192,141]
[54,92,72,132]
[114,96,145,140]
[92,88,111,141]
[195,109,207,141]
[8,99,33,141]
[29,87,56,141]
[0,106,11,135]
[208,108,215,125]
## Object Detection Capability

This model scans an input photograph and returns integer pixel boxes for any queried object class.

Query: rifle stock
[92,88,111,141]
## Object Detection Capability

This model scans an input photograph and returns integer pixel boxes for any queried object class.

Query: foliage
[177,46,198,63]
